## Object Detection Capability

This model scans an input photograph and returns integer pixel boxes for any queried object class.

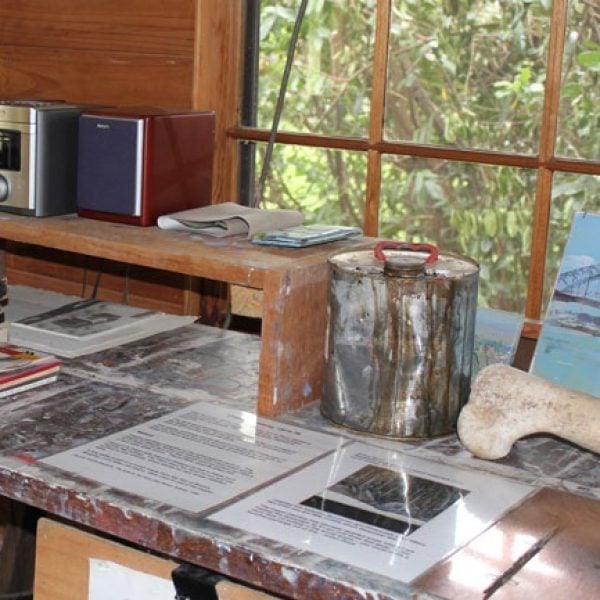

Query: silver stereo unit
[0,100,82,216]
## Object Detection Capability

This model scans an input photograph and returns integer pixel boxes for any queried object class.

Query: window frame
[223,0,600,334]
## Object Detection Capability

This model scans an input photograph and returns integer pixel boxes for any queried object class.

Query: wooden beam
[525,0,568,321]
[193,0,243,203]
[364,0,391,235]
[227,126,544,170]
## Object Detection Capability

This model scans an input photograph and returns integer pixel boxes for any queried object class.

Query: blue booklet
[252,224,362,247]
[530,212,600,397]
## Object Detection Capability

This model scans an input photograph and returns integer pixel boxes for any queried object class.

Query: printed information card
[209,442,533,583]
[42,403,343,513]
[42,402,533,583]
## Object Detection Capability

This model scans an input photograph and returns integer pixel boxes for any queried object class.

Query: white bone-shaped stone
[457,364,600,460]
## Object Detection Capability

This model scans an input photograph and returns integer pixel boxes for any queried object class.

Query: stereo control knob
[0,175,8,202]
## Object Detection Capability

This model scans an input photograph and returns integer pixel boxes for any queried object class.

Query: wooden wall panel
[0,45,194,107]
[0,1,196,106]
[194,0,243,201]
[0,1,195,56]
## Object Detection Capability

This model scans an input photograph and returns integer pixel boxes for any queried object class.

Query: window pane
[256,0,375,137]
[254,143,367,227]
[543,174,600,312]
[379,157,536,312]
[556,0,600,160]
[385,0,549,153]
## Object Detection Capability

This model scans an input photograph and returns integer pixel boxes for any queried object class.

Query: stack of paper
[8,293,196,358]
[157,202,303,239]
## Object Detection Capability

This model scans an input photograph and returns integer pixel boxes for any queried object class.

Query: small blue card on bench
[252,224,362,248]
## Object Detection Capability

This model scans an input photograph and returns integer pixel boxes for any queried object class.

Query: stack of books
[0,345,61,398]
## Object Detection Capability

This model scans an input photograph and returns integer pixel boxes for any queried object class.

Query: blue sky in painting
[559,212,600,273]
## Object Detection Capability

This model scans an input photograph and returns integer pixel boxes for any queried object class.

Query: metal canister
[321,241,479,439]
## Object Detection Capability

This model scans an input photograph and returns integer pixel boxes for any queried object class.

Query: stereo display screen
[0,129,20,171]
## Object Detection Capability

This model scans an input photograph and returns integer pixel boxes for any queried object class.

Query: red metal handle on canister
[374,241,439,265]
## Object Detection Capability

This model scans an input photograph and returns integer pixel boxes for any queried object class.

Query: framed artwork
[531,212,600,397]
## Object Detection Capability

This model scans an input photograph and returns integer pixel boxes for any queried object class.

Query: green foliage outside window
[252,0,600,313]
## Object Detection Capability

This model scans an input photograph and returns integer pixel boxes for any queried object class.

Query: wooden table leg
[257,262,330,417]
[0,498,37,597]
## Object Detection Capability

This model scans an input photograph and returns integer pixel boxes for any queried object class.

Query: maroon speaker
[77,107,215,226]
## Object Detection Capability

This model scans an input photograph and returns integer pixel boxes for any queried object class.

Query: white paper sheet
[42,402,342,512]
[210,441,534,583]
[88,560,174,600]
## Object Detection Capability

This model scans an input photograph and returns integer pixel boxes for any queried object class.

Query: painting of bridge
[554,263,600,311]
[531,212,600,398]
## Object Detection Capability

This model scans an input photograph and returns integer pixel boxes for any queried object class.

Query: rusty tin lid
[329,241,479,279]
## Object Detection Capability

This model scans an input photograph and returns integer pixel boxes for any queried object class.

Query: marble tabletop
[0,323,597,599]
